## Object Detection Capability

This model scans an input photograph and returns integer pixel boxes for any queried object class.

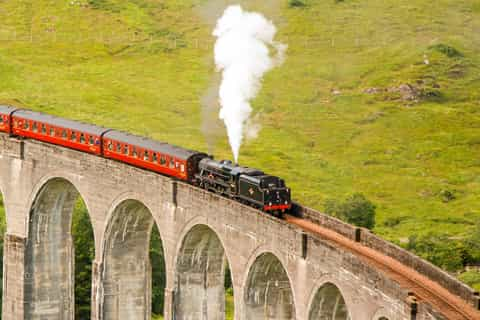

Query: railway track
[284,214,480,320]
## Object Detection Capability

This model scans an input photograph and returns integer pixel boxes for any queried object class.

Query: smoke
[200,72,223,154]
[245,113,262,141]
[213,5,286,163]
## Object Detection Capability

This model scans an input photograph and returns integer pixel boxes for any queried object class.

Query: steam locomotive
[196,159,291,216]
[0,106,292,216]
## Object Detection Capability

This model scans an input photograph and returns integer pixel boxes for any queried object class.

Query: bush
[458,270,480,291]
[429,44,463,58]
[88,0,108,9]
[439,189,456,203]
[406,233,472,272]
[150,225,166,316]
[405,223,480,274]
[224,264,233,290]
[466,222,480,262]
[288,0,306,8]
[383,216,407,227]
[72,200,95,320]
[325,193,376,229]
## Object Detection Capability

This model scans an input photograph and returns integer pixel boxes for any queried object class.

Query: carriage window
[89,136,94,145]
[107,141,113,150]
[0,117,3,124]
[62,129,67,139]
[23,121,29,129]
[169,158,175,168]
[180,164,185,172]
[132,147,137,157]
[41,124,46,134]
[50,127,55,136]
[116,142,121,152]
[32,122,38,132]
[123,145,128,155]
[160,155,166,165]
[80,133,86,143]
[71,131,76,141]
[144,150,149,161]
[152,153,157,162]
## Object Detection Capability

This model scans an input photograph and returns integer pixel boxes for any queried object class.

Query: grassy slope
[0,0,479,288]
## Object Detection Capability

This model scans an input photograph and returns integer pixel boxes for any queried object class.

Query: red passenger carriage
[0,105,18,133]
[103,131,208,182]
[11,110,108,155]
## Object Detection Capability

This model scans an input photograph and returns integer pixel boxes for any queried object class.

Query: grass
[0,0,479,294]
[458,270,480,291]
[225,290,234,320]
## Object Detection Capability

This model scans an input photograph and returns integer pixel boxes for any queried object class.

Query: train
[0,106,291,217]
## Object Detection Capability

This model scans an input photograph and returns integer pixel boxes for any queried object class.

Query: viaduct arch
[0,134,478,320]
[24,177,83,319]
[174,224,229,320]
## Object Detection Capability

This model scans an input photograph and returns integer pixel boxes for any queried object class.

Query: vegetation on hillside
[0,0,479,314]
[150,225,166,318]
[325,193,376,229]
[72,199,95,319]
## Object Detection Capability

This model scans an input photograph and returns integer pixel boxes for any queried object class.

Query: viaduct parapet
[0,133,478,320]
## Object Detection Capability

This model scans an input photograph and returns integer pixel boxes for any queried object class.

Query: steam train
[0,106,291,216]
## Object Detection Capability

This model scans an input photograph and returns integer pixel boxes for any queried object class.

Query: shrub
[429,44,463,58]
[383,216,408,227]
[406,233,472,272]
[439,189,456,203]
[88,0,121,12]
[465,222,480,262]
[72,200,94,320]
[150,225,166,316]
[325,193,376,229]
[458,270,480,291]
[88,0,108,9]
[288,0,306,8]
[224,265,233,289]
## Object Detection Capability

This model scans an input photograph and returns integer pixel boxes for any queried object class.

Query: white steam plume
[213,5,286,163]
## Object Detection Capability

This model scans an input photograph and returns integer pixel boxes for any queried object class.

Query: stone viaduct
[0,133,478,320]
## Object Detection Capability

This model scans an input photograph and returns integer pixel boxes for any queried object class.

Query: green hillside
[0,0,479,291]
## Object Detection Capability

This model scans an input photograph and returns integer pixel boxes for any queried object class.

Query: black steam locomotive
[195,159,291,217]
